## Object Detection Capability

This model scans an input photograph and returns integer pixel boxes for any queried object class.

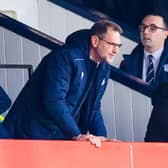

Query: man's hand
[74,134,108,148]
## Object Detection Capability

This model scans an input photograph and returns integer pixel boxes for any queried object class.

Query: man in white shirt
[120,12,168,87]
[120,12,168,142]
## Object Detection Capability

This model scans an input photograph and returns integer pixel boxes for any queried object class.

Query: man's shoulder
[123,44,143,59]
[62,45,88,61]
[44,44,88,65]
[119,44,143,71]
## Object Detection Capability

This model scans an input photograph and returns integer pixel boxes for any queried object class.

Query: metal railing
[0,64,33,79]
[0,11,154,97]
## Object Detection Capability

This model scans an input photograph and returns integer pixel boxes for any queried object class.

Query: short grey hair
[91,19,123,38]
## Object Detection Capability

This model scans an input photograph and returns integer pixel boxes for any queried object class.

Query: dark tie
[146,55,155,85]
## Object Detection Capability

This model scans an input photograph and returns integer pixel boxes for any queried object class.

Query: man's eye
[150,26,157,31]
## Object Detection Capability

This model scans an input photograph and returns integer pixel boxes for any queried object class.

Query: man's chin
[143,44,152,51]
[102,56,114,64]
[106,58,113,64]
[143,41,151,47]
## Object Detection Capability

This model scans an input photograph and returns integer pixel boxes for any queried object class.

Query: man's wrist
[72,134,82,140]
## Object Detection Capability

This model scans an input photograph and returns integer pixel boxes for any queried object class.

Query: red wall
[0,140,167,168]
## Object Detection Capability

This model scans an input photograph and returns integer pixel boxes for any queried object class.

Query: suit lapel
[125,46,144,78]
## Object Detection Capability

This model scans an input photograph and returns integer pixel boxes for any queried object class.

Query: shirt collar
[90,55,100,66]
[144,47,164,60]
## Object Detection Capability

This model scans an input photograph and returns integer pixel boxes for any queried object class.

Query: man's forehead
[104,30,121,43]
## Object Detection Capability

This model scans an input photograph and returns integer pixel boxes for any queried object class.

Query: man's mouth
[143,37,151,42]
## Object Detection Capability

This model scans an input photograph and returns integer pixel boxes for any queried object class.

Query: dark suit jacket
[120,39,168,142]
[120,40,168,87]
[145,83,168,142]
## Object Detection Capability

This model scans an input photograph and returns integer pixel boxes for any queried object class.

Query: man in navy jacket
[0,86,11,114]
[120,12,168,142]
[3,20,122,147]
[0,86,11,138]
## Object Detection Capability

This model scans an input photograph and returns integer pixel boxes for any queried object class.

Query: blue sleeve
[43,50,81,139]
[0,86,11,114]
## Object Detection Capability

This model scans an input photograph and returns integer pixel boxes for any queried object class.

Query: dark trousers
[144,93,168,142]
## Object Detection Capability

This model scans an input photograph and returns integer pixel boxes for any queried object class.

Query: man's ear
[165,30,168,38]
[91,35,99,47]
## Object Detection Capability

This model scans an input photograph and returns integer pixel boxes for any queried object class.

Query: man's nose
[112,45,119,54]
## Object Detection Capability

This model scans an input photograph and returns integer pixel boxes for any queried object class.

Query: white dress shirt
[142,48,163,81]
